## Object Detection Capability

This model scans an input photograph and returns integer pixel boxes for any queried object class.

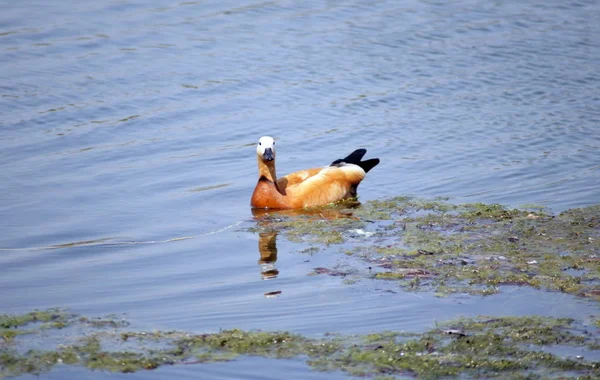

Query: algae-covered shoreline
[252,197,600,300]
[1,309,599,378]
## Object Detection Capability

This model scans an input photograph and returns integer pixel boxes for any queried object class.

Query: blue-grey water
[1,0,599,378]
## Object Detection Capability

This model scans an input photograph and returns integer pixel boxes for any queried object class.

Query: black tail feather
[359,158,380,173]
[342,148,367,163]
[331,149,380,173]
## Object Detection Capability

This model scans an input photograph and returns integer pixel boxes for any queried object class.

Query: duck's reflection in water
[251,202,361,287]
[257,231,279,280]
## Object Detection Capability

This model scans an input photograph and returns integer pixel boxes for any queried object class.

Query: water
[1,0,599,378]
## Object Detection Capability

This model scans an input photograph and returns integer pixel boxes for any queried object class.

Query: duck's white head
[257,136,276,162]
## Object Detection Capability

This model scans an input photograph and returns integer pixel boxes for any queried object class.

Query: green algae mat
[252,197,600,299]
[1,309,599,379]
[3,198,600,379]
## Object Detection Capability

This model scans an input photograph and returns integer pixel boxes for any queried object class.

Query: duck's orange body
[251,136,379,209]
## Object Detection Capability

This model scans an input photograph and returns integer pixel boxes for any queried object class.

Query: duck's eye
[259,142,262,146]
[273,141,275,145]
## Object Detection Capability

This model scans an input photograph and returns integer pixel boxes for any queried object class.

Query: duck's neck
[258,158,278,185]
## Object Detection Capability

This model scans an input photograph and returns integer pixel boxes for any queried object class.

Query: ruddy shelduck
[251,136,379,209]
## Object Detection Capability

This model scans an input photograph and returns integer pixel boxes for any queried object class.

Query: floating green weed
[0,309,72,329]
[1,310,598,378]
[251,197,599,300]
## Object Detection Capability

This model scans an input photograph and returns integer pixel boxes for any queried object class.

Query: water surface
[1,0,599,378]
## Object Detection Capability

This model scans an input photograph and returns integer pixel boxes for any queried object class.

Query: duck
[251,136,379,209]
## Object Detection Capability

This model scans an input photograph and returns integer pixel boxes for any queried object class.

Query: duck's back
[276,168,323,194]
[283,164,367,208]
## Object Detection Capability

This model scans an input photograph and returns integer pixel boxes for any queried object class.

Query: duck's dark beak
[263,147,274,161]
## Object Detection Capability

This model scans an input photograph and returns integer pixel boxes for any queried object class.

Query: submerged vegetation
[1,310,599,378]
[251,197,600,299]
